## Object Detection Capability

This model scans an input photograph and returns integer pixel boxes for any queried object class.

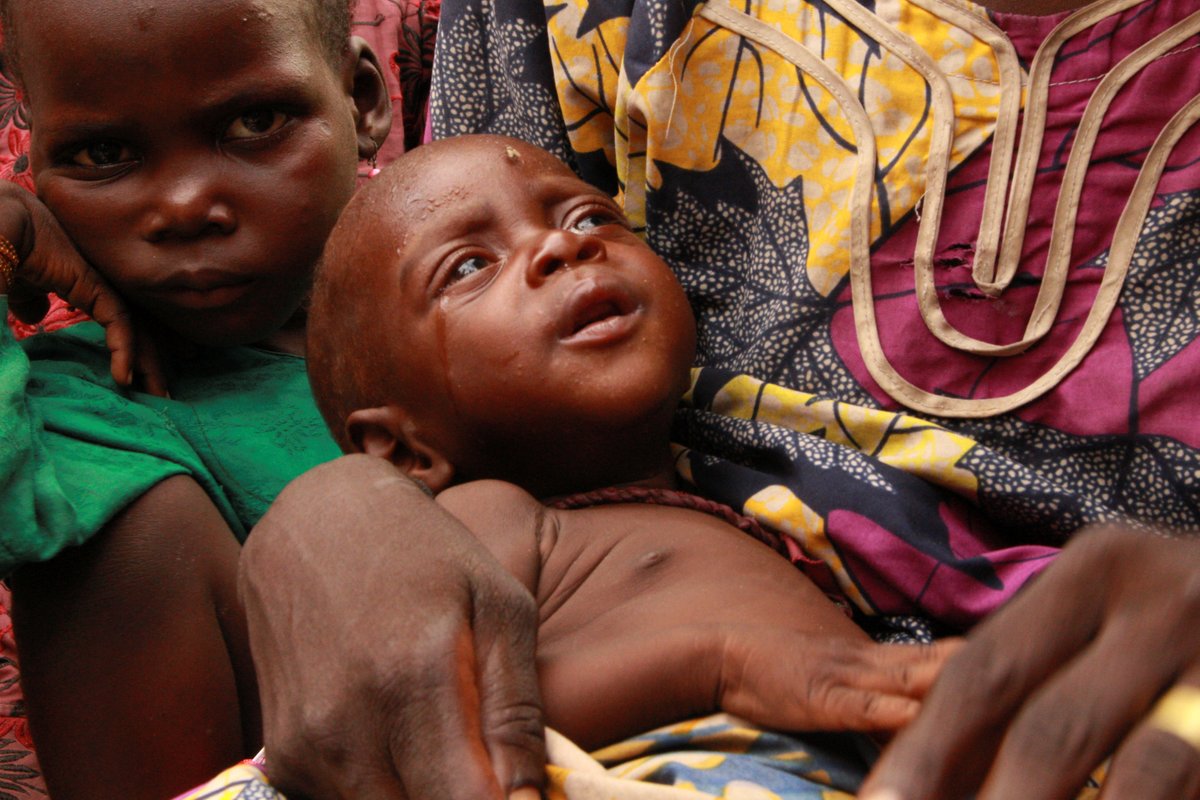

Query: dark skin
[251,2,1200,795]
[10,0,1198,797]
[310,135,956,751]
[3,0,392,796]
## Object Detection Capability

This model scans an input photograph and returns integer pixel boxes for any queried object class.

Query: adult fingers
[266,621,510,800]
[972,617,1181,800]
[474,581,547,794]
[861,529,1200,800]
[729,636,960,733]
[859,531,1117,800]
[378,618,536,800]
[839,639,964,698]
[1097,675,1200,800]
[792,640,962,732]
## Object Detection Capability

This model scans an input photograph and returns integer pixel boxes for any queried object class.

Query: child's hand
[718,627,963,733]
[0,183,167,394]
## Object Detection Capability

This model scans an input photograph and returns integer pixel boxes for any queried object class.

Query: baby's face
[19,0,362,346]
[383,138,696,480]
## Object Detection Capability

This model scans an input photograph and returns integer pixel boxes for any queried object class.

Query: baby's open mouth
[571,299,624,335]
[560,281,640,345]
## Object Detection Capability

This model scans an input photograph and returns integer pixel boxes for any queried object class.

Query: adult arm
[239,454,546,800]
[533,623,956,751]
[860,525,1200,800]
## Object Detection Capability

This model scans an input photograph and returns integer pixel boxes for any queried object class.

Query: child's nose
[143,169,236,242]
[525,228,605,283]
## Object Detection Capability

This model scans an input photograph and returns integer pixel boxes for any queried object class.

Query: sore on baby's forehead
[325,135,576,300]
[386,136,573,245]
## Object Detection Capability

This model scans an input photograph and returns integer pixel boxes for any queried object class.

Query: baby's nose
[526,228,604,281]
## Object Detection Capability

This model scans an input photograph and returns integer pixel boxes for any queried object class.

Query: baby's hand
[717,627,962,733]
[0,183,166,394]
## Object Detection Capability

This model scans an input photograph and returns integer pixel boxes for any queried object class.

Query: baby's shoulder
[436,480,548,537]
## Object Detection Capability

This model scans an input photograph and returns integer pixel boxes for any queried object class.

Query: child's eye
[70,141,135,168]
[225,109,289,140]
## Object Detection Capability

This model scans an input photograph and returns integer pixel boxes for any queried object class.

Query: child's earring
[366,136,381,177]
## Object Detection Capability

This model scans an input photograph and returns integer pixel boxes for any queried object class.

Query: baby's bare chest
[535,504,806,640]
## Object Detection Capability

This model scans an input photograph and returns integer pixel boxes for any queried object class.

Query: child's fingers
[92,295,137,387]
[130,321,170,397]
[6,286,50,325]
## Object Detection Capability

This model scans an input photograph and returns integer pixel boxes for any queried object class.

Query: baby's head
[308,135,697,497]
[2,0,391,347]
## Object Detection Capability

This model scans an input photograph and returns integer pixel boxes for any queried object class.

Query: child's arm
[11,475,254,800]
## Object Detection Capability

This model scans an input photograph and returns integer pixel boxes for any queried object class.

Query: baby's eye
[225,109,289,140]
[570,210,622,233]
[70,141,135,168]
[447,255,491,285]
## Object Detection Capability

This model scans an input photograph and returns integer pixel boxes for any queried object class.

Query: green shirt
[0,297,340,575]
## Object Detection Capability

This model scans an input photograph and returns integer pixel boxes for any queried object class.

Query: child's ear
[345,406,454,494]
[344,37,393,160]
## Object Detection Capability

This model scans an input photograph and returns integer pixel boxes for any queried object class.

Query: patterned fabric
[173,716,1105,799]
[0,585,43,800]
[173,718,874,800]
[431,0,1200,622]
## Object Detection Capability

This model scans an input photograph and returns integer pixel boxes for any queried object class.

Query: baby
[306,134,956,749]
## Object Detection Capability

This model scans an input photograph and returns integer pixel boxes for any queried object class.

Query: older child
[305,134,957,753]
[0,0,392,796]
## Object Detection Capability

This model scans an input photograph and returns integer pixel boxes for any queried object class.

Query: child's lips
[558,279,641,345]
[155,270,255,309]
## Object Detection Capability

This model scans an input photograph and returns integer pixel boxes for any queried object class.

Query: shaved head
[308,134,579,449]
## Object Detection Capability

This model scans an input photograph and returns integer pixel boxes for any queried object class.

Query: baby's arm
[434,480,545,593]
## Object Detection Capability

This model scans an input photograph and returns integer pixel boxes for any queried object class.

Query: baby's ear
[345,406,454,493]
[344,37,393,161]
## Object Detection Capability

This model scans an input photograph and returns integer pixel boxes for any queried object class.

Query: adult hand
[239,454,546,800]
[0,182,166,394]
[859,525,1200,800]
[720,630,962,734]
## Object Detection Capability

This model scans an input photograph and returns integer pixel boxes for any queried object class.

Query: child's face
[381,138,696,482]
[19,0,365,346]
